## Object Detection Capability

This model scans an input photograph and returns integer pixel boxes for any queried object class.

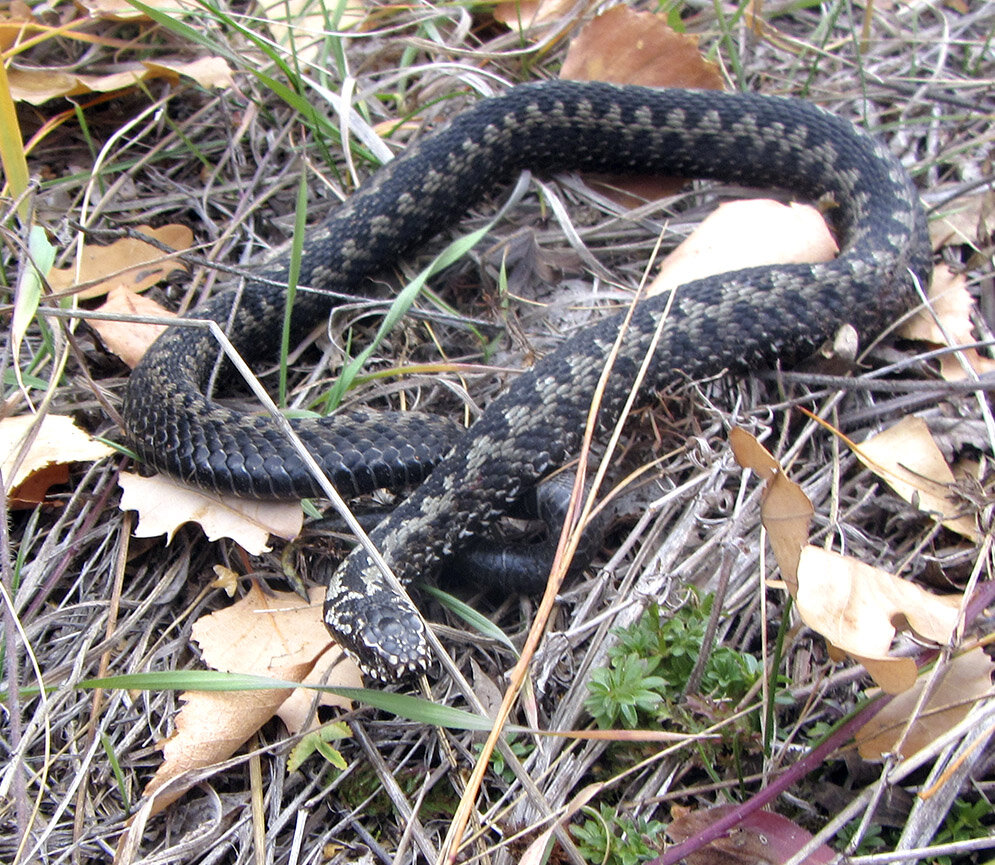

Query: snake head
[322,567,430,681]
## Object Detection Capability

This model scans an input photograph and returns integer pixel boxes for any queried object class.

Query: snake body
[123,81,931,680]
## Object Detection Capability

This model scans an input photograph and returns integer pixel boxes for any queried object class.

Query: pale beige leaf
[118,472,303,555]
[143,57,234,90]
[144,685,296,815]
[86,285,175,368]
[898,264,995,381]
[0,414,115,501]
[856,648,994,759]
[257,0,365,63]
[493,0,576,31]
[649,200,837,297]
[856,415,979,541]
[143,585,361,813]
[47,224,192,299]
[796,546,963,693]
[193,584,362,734]
[8,59,231,105]
[928,188,994,251]
[77,0,200,19]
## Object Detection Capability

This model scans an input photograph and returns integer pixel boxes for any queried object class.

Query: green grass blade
[79,670,509,731]
[323,222,494,411]
[420,585,518,655]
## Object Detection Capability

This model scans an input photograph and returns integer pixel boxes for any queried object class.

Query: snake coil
[124,81,931,680]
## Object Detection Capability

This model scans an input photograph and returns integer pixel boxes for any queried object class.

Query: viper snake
[123,81,931,680]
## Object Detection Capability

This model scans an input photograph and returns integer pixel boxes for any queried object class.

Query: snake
[122,80,932,681]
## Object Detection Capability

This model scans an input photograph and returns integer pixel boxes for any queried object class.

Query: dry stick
[440,229,675,865]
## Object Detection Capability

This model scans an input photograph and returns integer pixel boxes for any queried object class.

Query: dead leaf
[256,0,365,64]
[211,564,240,596]
[492,0,575,32]
[143,584,361,813]
[649,200,838,297]
[193,584,361,733]
[118,472,303,555]
[0,19,64,53]
[729,428,814,591]
[87,286,175,368]
[560,6,724,90]
[856,415,980,541]
[729,426,781,482]
[47,224,192,300]
[667,803,836,864]
[929,188,994,251]
[795,546,963,694]
[0,414,115,504]
[520,783,604,864]
[856,648,994,759]
[898,264,995,382]
[48,225,193,298]
[142,57,234,90]
[7,58,232,106]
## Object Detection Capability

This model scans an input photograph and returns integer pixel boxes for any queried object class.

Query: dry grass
[2,1,994,864]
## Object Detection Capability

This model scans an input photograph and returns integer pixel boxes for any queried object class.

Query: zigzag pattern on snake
[123,81,931,680]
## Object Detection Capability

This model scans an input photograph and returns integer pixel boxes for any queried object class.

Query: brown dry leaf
[48,224,193,300]
[87,286,175,368]
[795,546,963,694]
[0,414,115,504]
[729,428,813,592]
[729,426,780,481]
[0,9,37,51]
[561,6,723,89]
[118,472,303,556]
[193,585,361,733]
[668,803,836,865]
[856,648,994,760]
[0,19,71,53]
[649,200,838,297]
[856,415,979,541]
[929,188,994,251]
[558,6,724,205]
[143,584,361,813]
[257,0,365,64]
[898,264,995,382]
[7,58,232,106]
